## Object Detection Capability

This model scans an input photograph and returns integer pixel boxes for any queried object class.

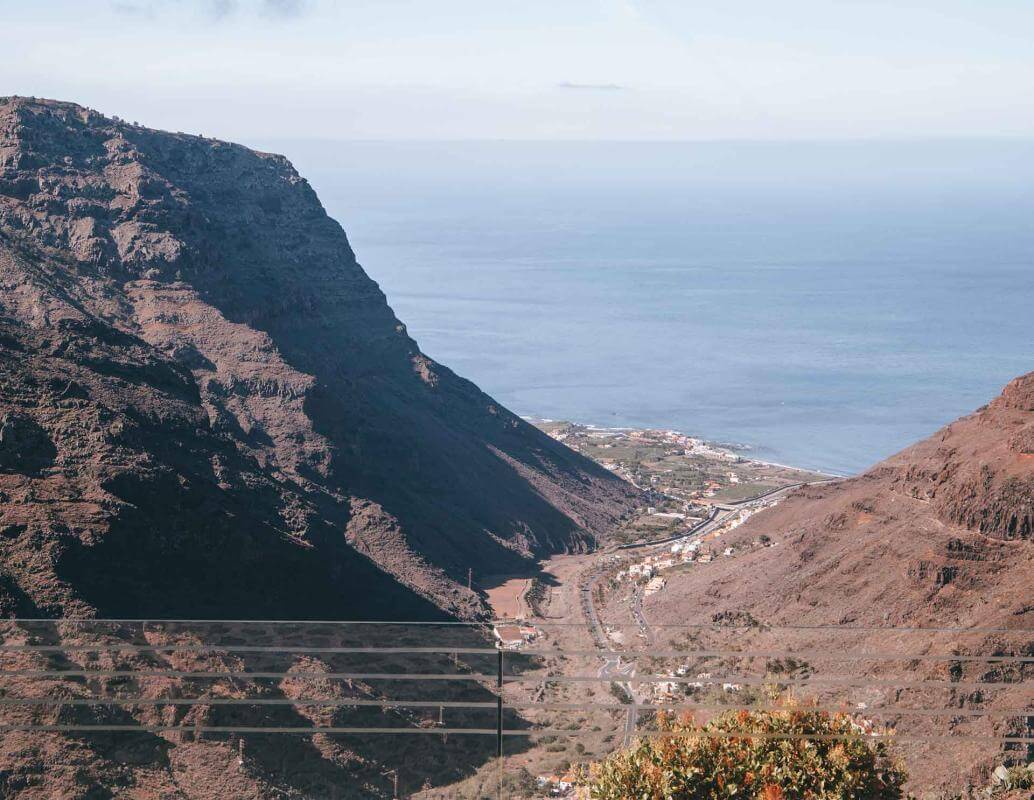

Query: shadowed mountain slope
[0,96,639,621]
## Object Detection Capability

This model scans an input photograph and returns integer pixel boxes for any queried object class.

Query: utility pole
[496,649,504,800]
[381,769,398,800]
[468,567,473,591]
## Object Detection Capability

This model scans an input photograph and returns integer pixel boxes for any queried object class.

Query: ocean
[255,139,1034,476]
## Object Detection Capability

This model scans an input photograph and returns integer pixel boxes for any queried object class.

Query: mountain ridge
[0,95,639,621]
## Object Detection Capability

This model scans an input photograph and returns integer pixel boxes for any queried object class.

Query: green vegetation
[524,577,548,616]
[986,764,1034,796]
[530,420,832,549]
[587,705,908,799]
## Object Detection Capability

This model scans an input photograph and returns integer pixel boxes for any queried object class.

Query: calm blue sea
[256,139,1034,476]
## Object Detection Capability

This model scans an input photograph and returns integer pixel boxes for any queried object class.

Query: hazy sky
[4,0,1033,141]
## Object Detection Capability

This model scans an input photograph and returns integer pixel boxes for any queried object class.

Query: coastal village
[530,420,829,544]
[477,422,833,799]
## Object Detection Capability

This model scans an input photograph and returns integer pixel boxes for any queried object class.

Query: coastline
[523,416,836,548]
[523,415,846,479]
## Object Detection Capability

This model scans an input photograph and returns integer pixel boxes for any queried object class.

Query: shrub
[499,767,538,796]
[587,703,908,799]
[988,763,1034,796]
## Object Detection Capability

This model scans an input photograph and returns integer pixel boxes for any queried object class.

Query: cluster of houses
[604,537,746,615]
[646,666,743,702]
[615,540,727,588]
[670,539,703,559]
[699,479,723,498]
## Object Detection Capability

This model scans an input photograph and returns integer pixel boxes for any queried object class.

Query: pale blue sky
[3,0,1033,140]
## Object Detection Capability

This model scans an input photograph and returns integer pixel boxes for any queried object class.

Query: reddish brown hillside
[651,372,1033,626]
[0,96,639,621]
[647,373,1033,793]
[0,96,642,798]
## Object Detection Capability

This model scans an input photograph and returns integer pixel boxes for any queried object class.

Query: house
[654,680,678,698]
[537,773,576,796]
[493,624,536,650]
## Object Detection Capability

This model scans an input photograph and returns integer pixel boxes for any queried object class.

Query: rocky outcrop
[0,96,639,622]
[894,373,1034,541]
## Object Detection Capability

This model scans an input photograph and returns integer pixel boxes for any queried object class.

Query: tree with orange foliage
[587,705,908,799]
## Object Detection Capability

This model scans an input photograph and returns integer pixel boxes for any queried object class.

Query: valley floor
[423,425,831,798]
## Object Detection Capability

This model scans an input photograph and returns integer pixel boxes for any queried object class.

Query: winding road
[580,477,841,747]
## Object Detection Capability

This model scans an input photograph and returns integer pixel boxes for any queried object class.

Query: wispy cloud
[111,1,157,17]
[111,0,311,21]
[557,82,628,91]
[258,0,310,18]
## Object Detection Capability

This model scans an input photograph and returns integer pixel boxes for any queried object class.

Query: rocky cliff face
[0,96,639,621]
[913,372,1034,541]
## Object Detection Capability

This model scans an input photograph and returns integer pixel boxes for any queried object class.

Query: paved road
[614,507,719,551]
[615,477,842,552]
[596,655,639,746]
[579,576,606,649]
[622,702,639,746]
[580,567,642,745]
[598,656,635,681]
[630,586,654,646]
[579,478,844,748]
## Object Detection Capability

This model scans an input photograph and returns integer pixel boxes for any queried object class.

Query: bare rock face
[896,372,1034,541]
[0,96,639,622]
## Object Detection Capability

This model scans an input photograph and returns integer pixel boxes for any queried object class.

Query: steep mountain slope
[647,373,1033,793]
[653,372,1032,625]
[0,96,638,621]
